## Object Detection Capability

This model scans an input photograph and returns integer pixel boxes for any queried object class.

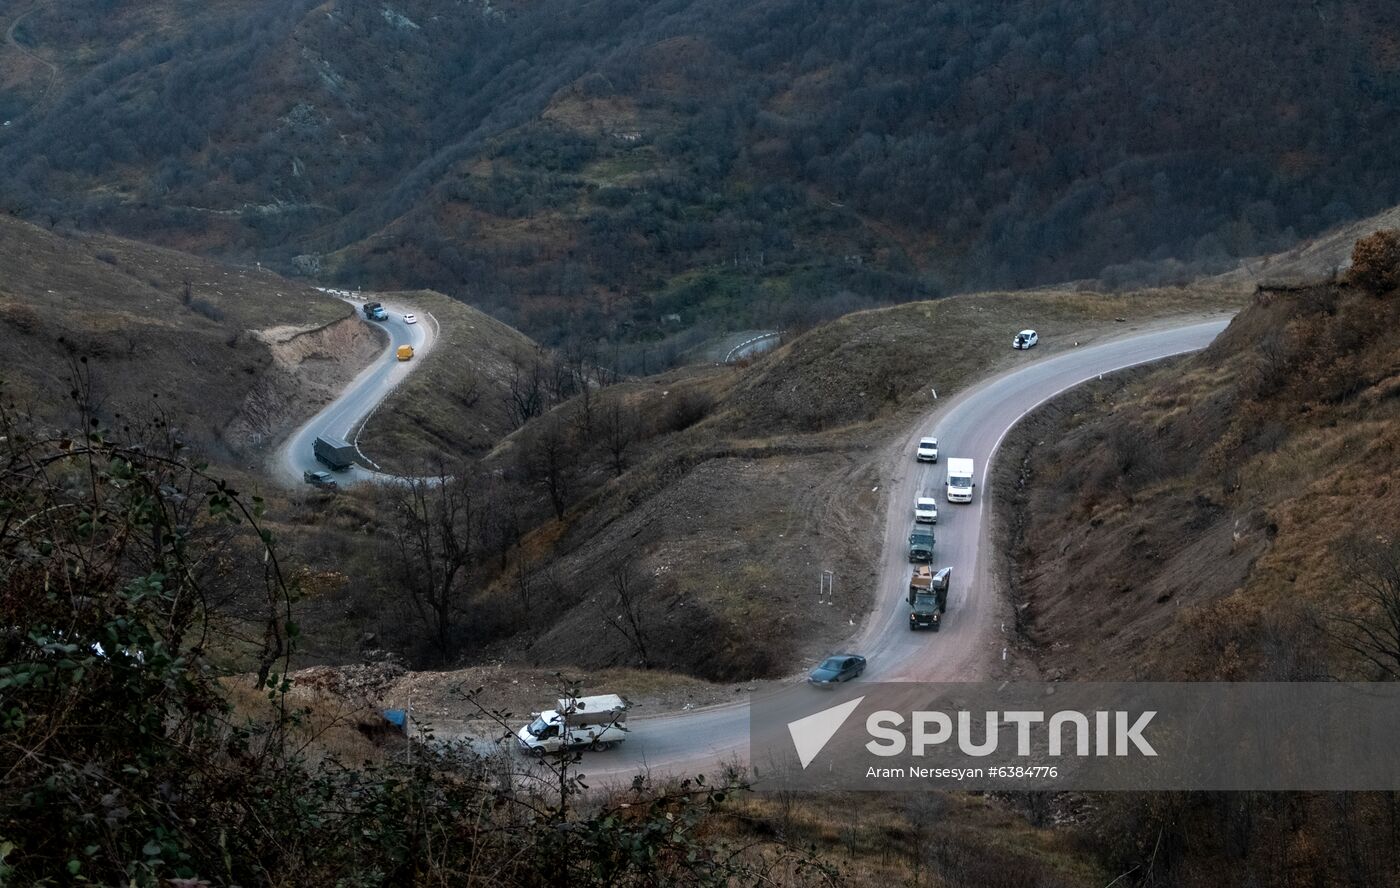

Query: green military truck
[907,565,951,631]
[907,523,935,562]
[313,435,357,471]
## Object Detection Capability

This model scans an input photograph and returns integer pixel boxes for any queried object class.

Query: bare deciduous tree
[506,350,546,428]
[385,468,482,664]
[601,558,652,668]
[520,415,580,520]
[600,398,640,477]
[1330,535,1400,680]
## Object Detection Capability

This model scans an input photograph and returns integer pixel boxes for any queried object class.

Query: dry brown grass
[1000,280,1400,681]
[0,214,364,458]
[357,288,540,467]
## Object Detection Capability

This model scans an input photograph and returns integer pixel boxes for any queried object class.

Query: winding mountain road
[274,297,1229,781]
[566,315,1233,785]
[272,295,434,486]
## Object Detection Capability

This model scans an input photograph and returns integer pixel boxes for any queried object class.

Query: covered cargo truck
[945,457,975,503]
[362,301,387,321]
[313,435,357,471]
[907,566,950,630]
[907,523,935,562]
[516,693,629,754]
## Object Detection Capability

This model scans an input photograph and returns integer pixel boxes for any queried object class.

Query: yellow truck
[396,344,414,361]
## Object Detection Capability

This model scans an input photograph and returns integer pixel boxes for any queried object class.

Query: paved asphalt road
[530,316,1234,786]
[272,296,434,487]
[272,298,1229,783]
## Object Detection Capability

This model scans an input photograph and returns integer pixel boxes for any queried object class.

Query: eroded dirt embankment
[225,312,384,452]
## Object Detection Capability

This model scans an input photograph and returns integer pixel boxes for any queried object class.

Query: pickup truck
[516,694,629,754]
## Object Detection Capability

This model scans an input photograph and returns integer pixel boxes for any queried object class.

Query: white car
[915,437,939,462]
[914,496,939,524]
[403,313,418,324]
[1013,329,1038,349]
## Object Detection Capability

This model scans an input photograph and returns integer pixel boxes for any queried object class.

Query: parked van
[945,458,975,503]
[396,344,414,361]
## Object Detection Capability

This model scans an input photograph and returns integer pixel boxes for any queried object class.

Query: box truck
[313,435,357,471]
[945,458,975,503]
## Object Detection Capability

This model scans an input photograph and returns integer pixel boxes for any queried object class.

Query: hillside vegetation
[3,0,1399,354]
[0,214,377,459]
[1003,236,1400,683]
[291,282,1239,675]
[990,233,1400,888]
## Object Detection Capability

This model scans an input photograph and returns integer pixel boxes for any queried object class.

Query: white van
[945,458,975,503]
[516,693,629,754]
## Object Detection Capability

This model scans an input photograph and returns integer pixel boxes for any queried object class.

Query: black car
[808,654,867,685]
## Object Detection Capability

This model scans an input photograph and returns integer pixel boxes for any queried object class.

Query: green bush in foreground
[0,389,833,886]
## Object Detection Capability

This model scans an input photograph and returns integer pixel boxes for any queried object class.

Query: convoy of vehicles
[312,435,357,471]
[945,457,975,503]
[516,694,629,754]
[915,436,939,462]
[908,566,951,630]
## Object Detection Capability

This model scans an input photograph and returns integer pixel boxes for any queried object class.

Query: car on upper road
[1013,329,1038,349]
[403,313,417,324]
[302,470,338,490]
[808,653,867,686]
[914,496,939,524]
[915,436,939,462]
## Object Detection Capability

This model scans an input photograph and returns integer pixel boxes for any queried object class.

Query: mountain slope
[1000,240,1400,682]
[0,213,378,459]
[3,0,1400,349]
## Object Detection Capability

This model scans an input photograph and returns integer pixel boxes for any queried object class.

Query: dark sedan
[808,654,867,685]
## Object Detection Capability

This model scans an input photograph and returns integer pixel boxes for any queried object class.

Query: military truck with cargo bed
[907,565,950,630]
[907,523,935,562]
[362,301,387,321]
[313,435,357,471]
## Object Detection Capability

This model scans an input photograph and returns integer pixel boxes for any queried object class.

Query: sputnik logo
[787,697,864,768]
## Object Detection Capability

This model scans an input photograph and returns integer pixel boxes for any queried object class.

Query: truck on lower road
[313,435,357,471]
[362,301,387,321]
[907,565,951,631]
[516,694,629,754]
[907,523,935,562]
[945,457,975,503]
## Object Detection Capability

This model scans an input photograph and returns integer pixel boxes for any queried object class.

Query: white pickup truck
[516,694,629,755]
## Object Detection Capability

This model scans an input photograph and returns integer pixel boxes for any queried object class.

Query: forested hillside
[3,0,1399,352]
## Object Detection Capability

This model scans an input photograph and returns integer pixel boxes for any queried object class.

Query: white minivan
[945,458,975,503]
